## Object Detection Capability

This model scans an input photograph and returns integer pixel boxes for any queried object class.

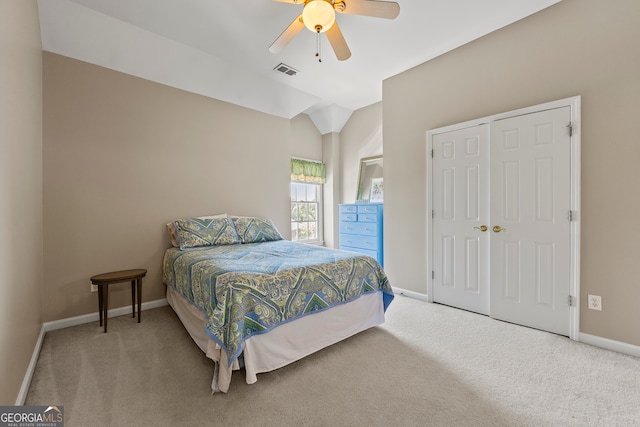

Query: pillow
[166,213,227,247]
[231,217,283,243]
[173,217,240,249]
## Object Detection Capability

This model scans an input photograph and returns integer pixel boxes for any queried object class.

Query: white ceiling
[38,0,561,134]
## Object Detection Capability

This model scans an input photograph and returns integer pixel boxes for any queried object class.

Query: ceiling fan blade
[325,22,351,61]
[269,14,305,54]
[335,0,400,19]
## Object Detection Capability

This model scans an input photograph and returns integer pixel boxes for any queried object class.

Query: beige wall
[322,133,341,249]
[383,0,640,346]
[339,102,383,204]
[0,0,43,404]
[290,113,322,161]
[43,53,292,322]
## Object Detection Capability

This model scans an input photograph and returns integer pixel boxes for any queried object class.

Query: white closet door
[432,125,490,315]
[489,106,572,336]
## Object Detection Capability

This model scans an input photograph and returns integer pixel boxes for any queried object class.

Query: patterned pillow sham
[166,213,227,247]
[231,217,284,243]
[174,217,240,249]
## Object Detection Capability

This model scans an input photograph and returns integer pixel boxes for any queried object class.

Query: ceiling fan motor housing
[302,0,336,33]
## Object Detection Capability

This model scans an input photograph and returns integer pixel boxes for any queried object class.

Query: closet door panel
[432,124,490,315]
[490,106,571,336]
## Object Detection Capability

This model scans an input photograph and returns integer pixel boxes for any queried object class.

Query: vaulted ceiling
[38,0,561,133]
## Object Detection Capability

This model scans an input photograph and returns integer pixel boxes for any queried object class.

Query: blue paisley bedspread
[163,240,394,365]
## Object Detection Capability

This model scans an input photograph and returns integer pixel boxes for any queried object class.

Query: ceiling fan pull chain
[315,29,322,62]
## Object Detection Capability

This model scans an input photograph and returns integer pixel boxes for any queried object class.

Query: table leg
[131,280,135,318]
[98,284,103,327]
[137,277,142,323]
[103,285,108,333]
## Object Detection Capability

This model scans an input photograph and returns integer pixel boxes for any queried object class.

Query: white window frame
[290,181,324,245]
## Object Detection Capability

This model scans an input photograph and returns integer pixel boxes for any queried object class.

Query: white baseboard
[15,325,46,406]
[42,298,168,332]
[16,298,168,405]
[392,286,429,302]
[579,332,640,358]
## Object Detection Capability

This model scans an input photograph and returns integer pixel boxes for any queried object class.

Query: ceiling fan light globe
[302,0,336,33]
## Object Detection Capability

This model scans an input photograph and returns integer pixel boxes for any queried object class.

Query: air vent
[274,63,299,77]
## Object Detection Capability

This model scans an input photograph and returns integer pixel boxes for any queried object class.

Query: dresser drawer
[339,205,358,214]
[339,234,379,251]
[339,222,378,236]
[357,213,379,223]
[339,213,357,222]
[357,205,380,214]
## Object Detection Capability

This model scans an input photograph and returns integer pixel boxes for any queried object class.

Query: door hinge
[568,295,573,307]
[567,122,573,137]
[432,271,435,279]
[431,149,434,158]
[432,210,435,219]
[569,210,575,221]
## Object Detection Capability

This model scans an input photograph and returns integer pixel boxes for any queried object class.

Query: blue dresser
[338,203,383,267]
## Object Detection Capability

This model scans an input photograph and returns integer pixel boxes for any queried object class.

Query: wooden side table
[90,269,147,333]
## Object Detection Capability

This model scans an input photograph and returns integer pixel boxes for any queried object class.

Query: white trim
[16,298,168,405]
[43,298,168,332]
[426,131,435,303]
[392,287,429,302]
[426,96,581,340]
[15,326,46,406]
[568,98,581,341]
[427,96,580,137]
[579,333,640,358]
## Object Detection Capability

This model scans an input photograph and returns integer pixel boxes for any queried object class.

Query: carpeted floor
[26,295,640,426]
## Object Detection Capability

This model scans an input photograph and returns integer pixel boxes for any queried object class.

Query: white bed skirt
[166,286,385,393]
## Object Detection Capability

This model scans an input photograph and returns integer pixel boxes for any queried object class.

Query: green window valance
[291,158,326,184]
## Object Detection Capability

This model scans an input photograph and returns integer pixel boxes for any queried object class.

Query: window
[291,182,323,243]
[290,158,325,244]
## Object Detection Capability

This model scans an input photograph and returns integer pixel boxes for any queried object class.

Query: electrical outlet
[90,283,98,293]
[587,294,602,311]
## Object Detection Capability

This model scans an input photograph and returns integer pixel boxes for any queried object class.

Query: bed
[162,215,394,393]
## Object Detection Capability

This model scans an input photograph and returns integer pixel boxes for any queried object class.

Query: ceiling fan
[269,0,400,61]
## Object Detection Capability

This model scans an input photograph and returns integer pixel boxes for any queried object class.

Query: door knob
[492,225,507,233]
[473,225,488,232]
